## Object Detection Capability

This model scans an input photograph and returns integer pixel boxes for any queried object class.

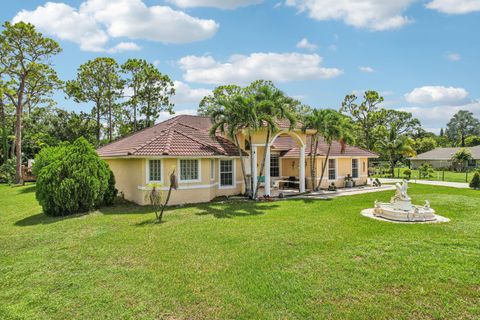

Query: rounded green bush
[470,171,480,190]
[36,137,117,216]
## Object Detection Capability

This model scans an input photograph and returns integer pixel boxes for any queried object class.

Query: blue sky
[2,0,480,132]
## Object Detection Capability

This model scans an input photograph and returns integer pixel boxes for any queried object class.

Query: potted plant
[344,174,354,188]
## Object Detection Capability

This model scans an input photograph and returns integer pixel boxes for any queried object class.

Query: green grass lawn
[373,167,475,183]
[1,184,479,319]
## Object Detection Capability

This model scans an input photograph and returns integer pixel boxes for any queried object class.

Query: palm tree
[376,123,415,177]
[249,82,297,198]
[451,148,472,172]
[209,94,258,197]
[315,110,354,190]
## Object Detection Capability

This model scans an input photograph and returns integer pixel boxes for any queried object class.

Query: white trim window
[219,159,234,187]
[328,159,336,180]
[352,159,359,178]
[210,159,215,180]
[148,159,162,183]
[180,159,200,182]
[270,154,280,177]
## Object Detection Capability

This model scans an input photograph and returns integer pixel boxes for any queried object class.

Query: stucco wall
[105,157,242,206]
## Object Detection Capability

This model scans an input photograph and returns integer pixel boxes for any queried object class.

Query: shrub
[418,163,434,179]
[32,144,69,176]
[103,170,118,205]
[403,169,412,180]
[36,137,117,216]
[0,158,16,184]
[470,171,480,189]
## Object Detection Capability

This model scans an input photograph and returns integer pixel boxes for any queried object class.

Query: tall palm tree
[209,94,258,197]
[249,82,297,198]
[376,123,415,177]
[315,110,354,190]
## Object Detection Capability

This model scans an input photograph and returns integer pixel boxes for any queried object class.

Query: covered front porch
[250,130,308,197]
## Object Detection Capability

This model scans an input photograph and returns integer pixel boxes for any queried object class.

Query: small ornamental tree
[36,137,117,216]
[418,163,434,179]
[470,171,480,190]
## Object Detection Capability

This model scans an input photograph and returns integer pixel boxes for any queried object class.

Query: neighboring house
[410,146,480,169]
[97,115,377,205]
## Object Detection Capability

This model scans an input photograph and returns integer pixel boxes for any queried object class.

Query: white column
[300,146,306,192]
[252,145,258,195]
[264,145,271,196]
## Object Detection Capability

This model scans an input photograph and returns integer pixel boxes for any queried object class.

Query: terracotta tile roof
[97,115,243,157]
[98,115,377,158]
[272,135,378,158]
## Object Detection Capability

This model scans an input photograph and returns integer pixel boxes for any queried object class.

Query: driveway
[378,178,469,189]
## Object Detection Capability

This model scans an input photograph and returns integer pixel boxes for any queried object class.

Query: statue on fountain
[392,180,411,202]
[371,179,437,222]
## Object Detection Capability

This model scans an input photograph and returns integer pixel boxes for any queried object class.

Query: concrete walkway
[378,178,469,189]
[293,185,395,200]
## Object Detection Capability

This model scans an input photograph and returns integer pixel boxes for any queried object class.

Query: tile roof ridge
[130,128,170,155]
[97,115,180,153]
[176,121,209,132]
[173,129,227,155]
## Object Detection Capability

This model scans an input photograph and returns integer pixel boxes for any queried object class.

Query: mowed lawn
[0,184,479,319]
[373,167,475,183]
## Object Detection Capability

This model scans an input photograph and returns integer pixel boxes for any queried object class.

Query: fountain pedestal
[373,180,437,222]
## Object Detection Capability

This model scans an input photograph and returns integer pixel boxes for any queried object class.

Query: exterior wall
[105,157,243,206]
[411,159,452,169]
[104,158,146,205]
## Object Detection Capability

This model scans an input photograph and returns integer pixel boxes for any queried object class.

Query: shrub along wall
[35,137,117,216]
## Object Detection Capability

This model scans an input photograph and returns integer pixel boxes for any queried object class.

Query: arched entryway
[251,130,306,196]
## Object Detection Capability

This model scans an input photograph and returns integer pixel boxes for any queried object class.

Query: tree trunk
[310,136,319,191]
[249,135,254,198]
[96,101,101,143]
[15,80,25,185]
[234,135,250,197]
[316,143,332,190]
[0,94,8,163]
[108,100,112,142]
[133,87,137,132]
[254,129,270,198]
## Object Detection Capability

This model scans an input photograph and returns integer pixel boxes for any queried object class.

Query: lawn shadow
[18,184,36,194]
[193,200,279,218]
[15,211,88,226]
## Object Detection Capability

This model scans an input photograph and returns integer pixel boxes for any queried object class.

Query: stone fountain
[362,180,448,223]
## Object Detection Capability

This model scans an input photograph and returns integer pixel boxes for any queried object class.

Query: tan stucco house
[97,115,377,205]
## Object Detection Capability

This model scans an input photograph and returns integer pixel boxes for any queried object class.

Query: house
[97,115,377,205]
[410,146,480,169]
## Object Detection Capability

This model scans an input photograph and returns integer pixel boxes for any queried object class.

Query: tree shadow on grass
[193,200,279,219]
[17,184,36,194]
[14,211,88,226]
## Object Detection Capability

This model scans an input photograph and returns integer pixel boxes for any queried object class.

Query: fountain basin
[373,202,436,222]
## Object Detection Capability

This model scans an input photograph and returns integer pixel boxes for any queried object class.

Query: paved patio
[289,184,395,200]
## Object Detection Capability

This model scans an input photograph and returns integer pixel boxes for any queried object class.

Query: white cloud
[107,42,141,53]
[446,52,461,61]
[296,38,318,51]
[404,86,469,105]
[426,0,480,14]
[173,81,212,104]
[359,66,375,73]
[168,0,263,9]
[398,100,480,131]
[13,0,218,52]
[284,0,415,31]
[178,52,343,85]
[13,2,108,52]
